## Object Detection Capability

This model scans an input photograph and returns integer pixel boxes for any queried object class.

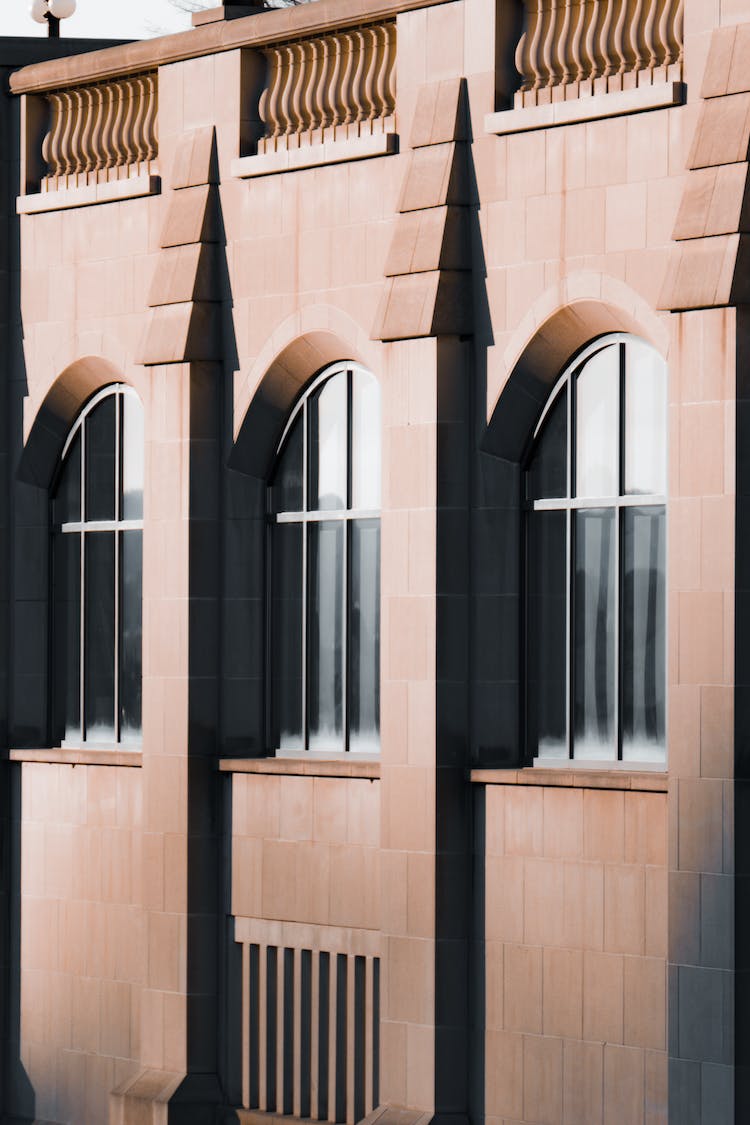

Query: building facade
[0,0,745,1121]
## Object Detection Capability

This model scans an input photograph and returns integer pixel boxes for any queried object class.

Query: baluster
[570,0,587,84]
[384,23,397,116]
[328,34,344,132]
[339,33,356,127]
[278,46,295,138]
[625,0,644,73]
[349,31,367,127]
[674,0,684,65]
[364,27,380,122]
[88,86,104,174]
[43,92,63,183]
[112,81,127,168]
[315,37,332,133]
[598,0,615,78]
[662,0,679,65]
[555,0,574,86]
[373,26,389,122]
[69,90,85,176]
[145,74,158,162]
[642,0,658,73]
[131,78,147,165]
[289,42,307,136]
[613,0,629,75]
[515,24,530,93]
[542,0,560,88]
[122,79,138,167]
[78,87,95,175]
[57,91,74,177]
[528,0,546,91]
[258,49,274,140]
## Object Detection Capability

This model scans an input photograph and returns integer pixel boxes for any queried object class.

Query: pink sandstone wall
[483,782,668,1125]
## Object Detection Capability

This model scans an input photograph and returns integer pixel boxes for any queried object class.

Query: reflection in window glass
[573,509,616,761]
[527,511,567,758]
[269,365,381,755]
[525,336,667,766]
[575,344,619,499]
[309,374,347,511]
[625,339,667,496]
[52,386,144,747]
[622,507,666,762]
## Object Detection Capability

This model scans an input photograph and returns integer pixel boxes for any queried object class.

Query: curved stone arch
[231,305,382,479]
[19,354,143,489]
[485,273,670,463]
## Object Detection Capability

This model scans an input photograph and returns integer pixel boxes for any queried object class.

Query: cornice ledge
[10,0,456,95]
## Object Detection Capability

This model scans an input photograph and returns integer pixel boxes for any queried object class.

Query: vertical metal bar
[616,343,624,760]
[346,956,355,1123]
[302,400,309,750]
[114,392,121,740]
[311,950,320,1119]
[79,414,87,741]
[259,944,268,1110]
[276,948,285,1114]
[566,373,574,758]
[327,956,337,1123]
[242,942,251,1109]
[364,956,373,1114]
[293,948,302,1118]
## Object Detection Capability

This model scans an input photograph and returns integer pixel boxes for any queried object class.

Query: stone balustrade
[41,72,158,190]
[514,0,683,107]
[257,22,396,153]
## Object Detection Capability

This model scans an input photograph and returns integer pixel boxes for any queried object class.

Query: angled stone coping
[17,172,160,215]
[10,0,453,94]
[9,747,143,767]
[219,756,380,779]
[485,80,685,136]
[471,767,668,793]
[232,132,398,178]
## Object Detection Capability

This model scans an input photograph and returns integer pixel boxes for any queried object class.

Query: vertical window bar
[566,371,574,758]
[302,400,309,752]
[343,371,353,753]
[79,416,87,741]
[615,344,625,759]
[114,392,121,741]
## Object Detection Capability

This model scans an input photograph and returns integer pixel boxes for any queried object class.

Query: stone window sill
[17,172,160,215]
[471,766,667,793]
[9,747,143,767]
[219,756,380,780]
[231,132,398,179]
[485,80,684,136]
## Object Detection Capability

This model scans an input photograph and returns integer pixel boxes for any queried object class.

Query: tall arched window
[525,335,667,765]
[269,363,381,756]
[52,385,144,747]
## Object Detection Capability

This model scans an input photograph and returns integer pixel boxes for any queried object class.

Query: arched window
[268,363,381,756]
[52,385,144,747]
[525,335,667,764]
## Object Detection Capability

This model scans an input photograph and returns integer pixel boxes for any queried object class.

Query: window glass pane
[271,416,304,515]
[352,373,381,510]
[308,521,344,751]
[272,523,304,751]
[349,519,380,754]
[54,532,81,743]
[625,339,667,496]
[575,344,620,498]
[119,530,142,744]
[622,506,666,762]
[121,393,144,520]
[527,510,568,759]
[84,532,116,743]
[53,433,81,525]
[573,509,616,760]
[85,393,116,521]
[527,386,568,501]
[309,373,347,512]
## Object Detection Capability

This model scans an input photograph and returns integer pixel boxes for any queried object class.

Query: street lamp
[29,0,77,38]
